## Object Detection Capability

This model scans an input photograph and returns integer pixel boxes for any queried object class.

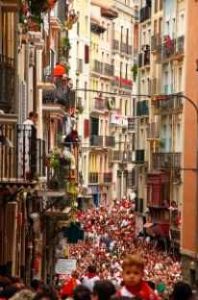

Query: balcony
[138,48,150,67]
[136,100,149,117]
[154,95,183,114]
[152,152,181,170]
[90,135,103,147]
[128,117,136,131]
[147,122,159,140]
[127,169,136,188]
[135,150,145,163]
[158,35,185,62]
[112,76,132,90]
[103,172,112,183]
[92,60,114,77]
[91,18,106,34]
[111,150,122,161]
[140,6,151,23]
[42,77,76,113]
[112,39,119,51]
[94,97,106,111]
[92,60,103,74]
[103,63,114,77]
[121,43,132,55]
[111,150,133,162]
[89,172,99,184]
[76,58,83,73]
[101,7,118,19]
[0,123,46,183]
[151,34,162,52]
[170,227,180,244]
[0,54,15,113]
[105,136,115,147]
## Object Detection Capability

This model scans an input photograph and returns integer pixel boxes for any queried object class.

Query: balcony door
[90,117,99,135]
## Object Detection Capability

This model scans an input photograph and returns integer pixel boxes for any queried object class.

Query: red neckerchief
[86,272,96,279]
[126,281,159,300]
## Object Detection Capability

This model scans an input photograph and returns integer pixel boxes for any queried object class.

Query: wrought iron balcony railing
[94,97,106,110]
[90,135,103,147]
[42,76,76,110]
[157,35,185,62]
[152,152,181,170]
[128,117,136,131]
[104,136,115,147]
[89,172,99,184]
[103,172,112,183]
[0,54,15,113]
[112,39,119,51]
[0,123,46,182]
[154,95,183,114]
[147,122,159,140]
[140,6,151,23]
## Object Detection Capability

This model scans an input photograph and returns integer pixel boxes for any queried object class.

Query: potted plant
[131,64,138,81]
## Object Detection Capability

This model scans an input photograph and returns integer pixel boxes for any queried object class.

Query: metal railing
[43,76,76,109]
[128,117,136,131]
[90,135,103,146]
[94,97,106,110]
[147,122,159,139]
[158,35,185,61]
[0,54,15,113]
[103,172,112,183]
[77,58,83,73]
[89,172,99,184]
[154,95,183,113]
[0,123,45,182]
[138,50,150,67]
[103,63,114,76]
[112,39,119,51]
[152,152,181,170]
[140,6,151,23]
[105,136,115,147]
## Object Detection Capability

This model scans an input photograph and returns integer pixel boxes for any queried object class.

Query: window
[121,26,123,45]
[154,20,157,35]
[84,82,87,100]
[154,0,158,13]
[159,0,163,10]
[84,45,89,63]
[125,100,127,115]
[120,62,123,79]
[125,63,128,79]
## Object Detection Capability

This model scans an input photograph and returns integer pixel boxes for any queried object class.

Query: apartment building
[68,0,91,198]
[110,0,136,203]
[137,0,185,252]
[0,0,79,282]
[68,0,137,206]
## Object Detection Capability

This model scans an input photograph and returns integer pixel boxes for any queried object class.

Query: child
[118,255,159,300]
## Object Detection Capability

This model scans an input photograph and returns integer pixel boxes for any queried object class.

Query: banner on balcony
[55,258,77,275]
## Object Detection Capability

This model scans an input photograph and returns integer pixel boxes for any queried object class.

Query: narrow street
[67,200,181,294]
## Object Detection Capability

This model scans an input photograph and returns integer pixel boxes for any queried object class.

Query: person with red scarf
[81,265,100,292]
[118,255,159,300]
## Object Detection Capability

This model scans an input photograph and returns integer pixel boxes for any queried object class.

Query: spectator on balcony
[23,112,38,127]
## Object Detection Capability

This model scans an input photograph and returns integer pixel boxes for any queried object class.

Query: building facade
[137,0,185,253]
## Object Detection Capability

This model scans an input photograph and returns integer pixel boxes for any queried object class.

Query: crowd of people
[0,199,195,299]
[69,199,181,293]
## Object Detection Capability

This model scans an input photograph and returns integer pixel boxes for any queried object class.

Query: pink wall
[182,0,198,254]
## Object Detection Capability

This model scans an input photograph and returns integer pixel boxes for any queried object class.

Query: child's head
[122,255,144,288]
